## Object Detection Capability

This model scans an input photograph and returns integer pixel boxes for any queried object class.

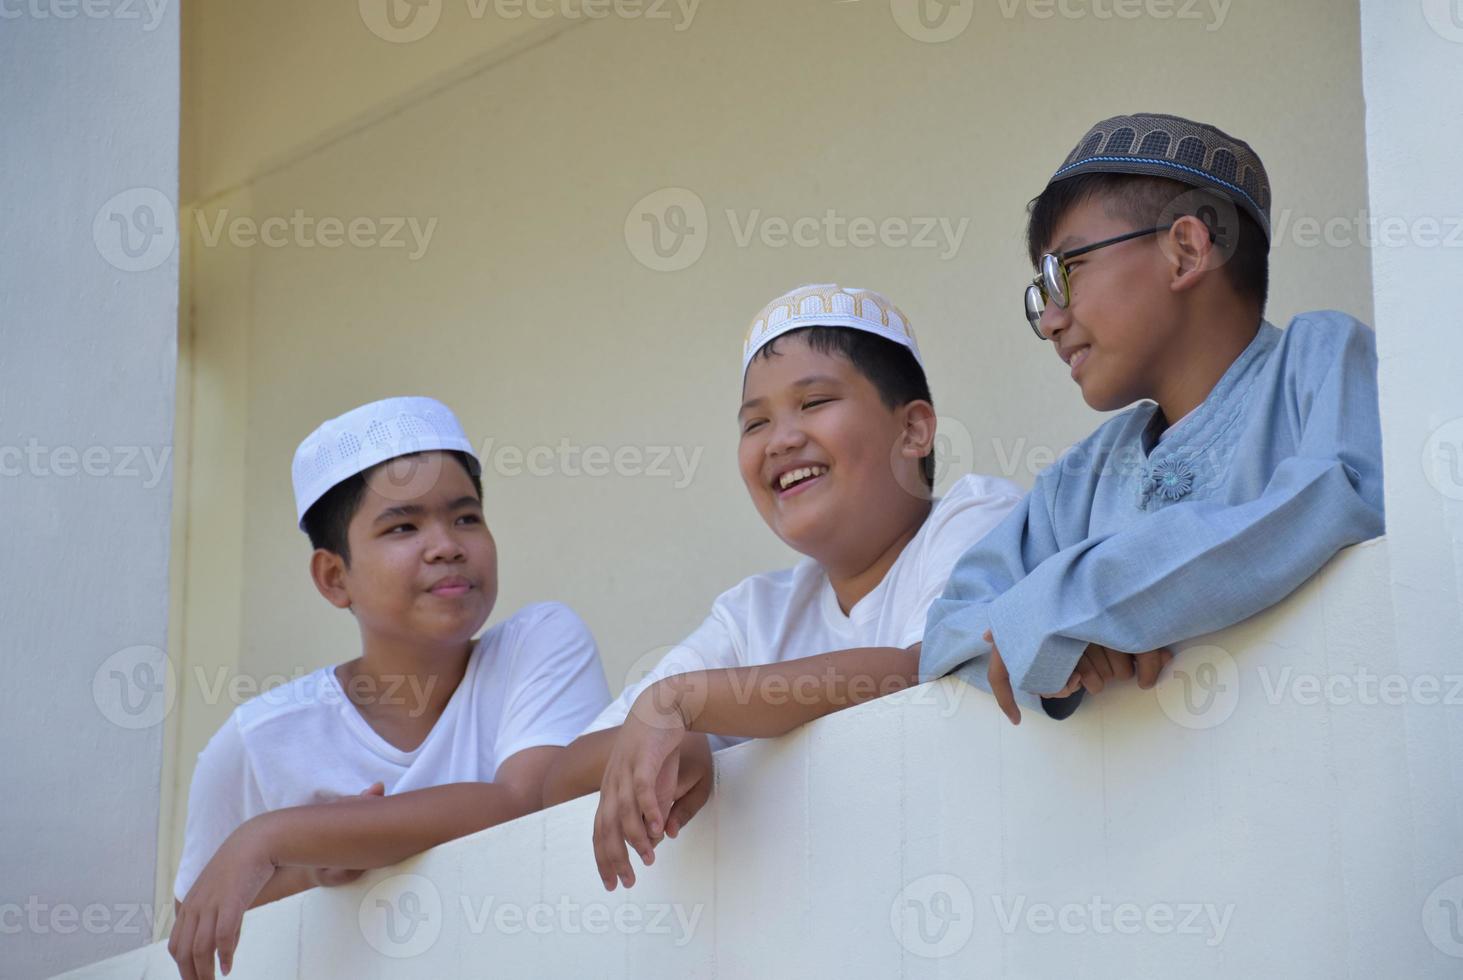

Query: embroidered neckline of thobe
[1137,322,1279,507]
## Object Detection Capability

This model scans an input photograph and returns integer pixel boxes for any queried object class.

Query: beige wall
[168,0,1372,915]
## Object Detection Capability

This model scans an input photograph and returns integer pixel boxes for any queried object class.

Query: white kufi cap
[291,396,479,527]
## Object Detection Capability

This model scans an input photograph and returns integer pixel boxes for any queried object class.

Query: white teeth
[778,465,829,490]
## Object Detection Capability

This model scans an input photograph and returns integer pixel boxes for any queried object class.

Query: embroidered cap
[742,283,922,376]
[1048,112,1272,242]
[291,396,480,527]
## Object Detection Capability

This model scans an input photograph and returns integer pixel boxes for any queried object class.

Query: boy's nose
[1041,299,1071,341]
[766,418,807,458]
[424,524,466,562]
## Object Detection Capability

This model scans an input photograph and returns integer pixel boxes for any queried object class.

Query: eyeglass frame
[1022,224,1173,339]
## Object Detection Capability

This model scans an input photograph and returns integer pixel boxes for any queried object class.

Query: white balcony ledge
[59,538,1461,979]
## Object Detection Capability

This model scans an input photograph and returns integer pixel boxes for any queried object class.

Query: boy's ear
[310,549,353,609]
[1164,214,1216,293]
[899,399,938,459]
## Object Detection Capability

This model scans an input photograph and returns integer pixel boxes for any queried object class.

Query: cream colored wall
[168,0,1373,918]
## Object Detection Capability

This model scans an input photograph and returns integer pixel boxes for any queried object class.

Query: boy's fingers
[1088,649,1115,682]
[666,775,712,838]
[593,804,631,891]
[649,751,678,841]
[169,909,194,980]
[190,908,218,980]
[620,782,657,868]
[1044,672,1082,698]
[591,814,614,890]
[167,910,182,961]
[216,906,243,976]
[178,911,203,980]
[361,782,385,797]
[987,658,1021,726]
[1105,647,1135,681]
[993,677,1021,725]
[1077,657,1105,694]
[1135,649,1165,689]
[632,754,669,843]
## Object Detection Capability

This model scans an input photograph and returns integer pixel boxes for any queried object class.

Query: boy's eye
[741,419,766,434]
[387,524,415,535]
[802,398,833,410]
[456,513,481,525]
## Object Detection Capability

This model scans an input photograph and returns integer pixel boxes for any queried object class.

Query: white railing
[59,541,1462,979]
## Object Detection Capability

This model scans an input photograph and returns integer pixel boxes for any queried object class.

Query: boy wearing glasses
[921,113,1386,723]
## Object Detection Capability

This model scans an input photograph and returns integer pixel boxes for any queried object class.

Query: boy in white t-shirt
[169,397,609,980]
[543,284,1065,891]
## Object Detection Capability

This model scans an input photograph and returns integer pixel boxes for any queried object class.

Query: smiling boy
[168,397,609,980]
[921,113,1386,722]
[542,284,1033,890]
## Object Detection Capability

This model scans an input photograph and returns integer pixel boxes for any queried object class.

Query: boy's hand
[984,631,1174,726]
[309,782,385,887]
[168,819,277,980]
[593,680,689,891]
[1054,644,1175,698]
[984,630,1024,726]
[663,732,713,840]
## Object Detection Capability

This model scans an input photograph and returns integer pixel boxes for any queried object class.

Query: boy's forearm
[665,646,921,738]
[542,728,620,807]
[249,867,316,908]
[249,782,535,872]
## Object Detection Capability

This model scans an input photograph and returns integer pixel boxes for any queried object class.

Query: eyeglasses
[1022,225,1171,339]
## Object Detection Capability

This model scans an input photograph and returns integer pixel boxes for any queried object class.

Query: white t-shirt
[582,474,1024,751]
[174,601,609,900]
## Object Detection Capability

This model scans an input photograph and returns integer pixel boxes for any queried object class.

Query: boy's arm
[247,867,317,908]
[545,607,748,809]
[921,483,1070,703]
[543,728,621,807]
[592,644,919,890]
[967,318,1385,697]
[664,644,922,738]
[169,747,558,980]
[543,728,715,807]
[263,746,554,870]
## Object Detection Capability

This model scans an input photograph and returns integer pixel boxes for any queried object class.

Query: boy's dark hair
[1026,172,1269,314]
[751,326,935,489]
[301,450,483,565]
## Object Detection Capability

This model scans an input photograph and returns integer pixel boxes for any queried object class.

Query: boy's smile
[772,461,830,497]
